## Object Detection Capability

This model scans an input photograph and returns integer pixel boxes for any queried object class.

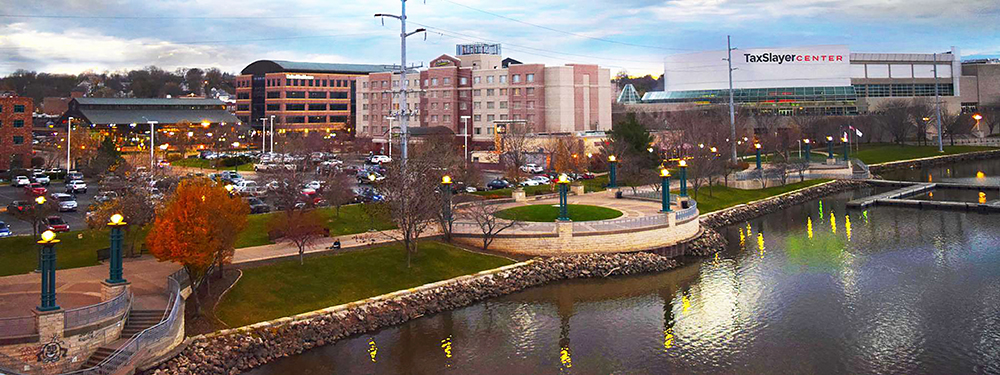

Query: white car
[66,180,88,194]
[51,193,78,212]
[12,176,30,187]
[519,179,541,187]
[234,180,260,195]
[530,176,551,184]
[370,155,392,164]
[304,181,323,191]
[32,173,51,186]
[520,164,544,174]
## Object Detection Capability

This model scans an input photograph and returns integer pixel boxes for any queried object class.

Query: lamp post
[678,160,688,198]
[804,139,811,163]
[557,174,570,221]
[754,142,762,170]
[608,155,618,188]
[460,115,471,166]
[842,136,850,161]
[106,214,127,284]
[145,119,159,170]
[660,168,671,213]
[826,136,834,159]
[66,116,73,170]
[441,175,453,224]
[34,196,47,273]
[269,115,275,153]
[973,113,984,137]
[37,230,60,312]
[259,117,268,153]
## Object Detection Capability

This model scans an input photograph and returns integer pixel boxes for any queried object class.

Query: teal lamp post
[803,139,811,163]
[678,159,688,198]
[754,142,762,170]
[608,155,618,188]
[106,214,127,284]
[826,136,834,159]
[842,136,850,161]
[557,174,570,221]
[37,230,60,312]
[660,168,672,212]
[441,175,453,224]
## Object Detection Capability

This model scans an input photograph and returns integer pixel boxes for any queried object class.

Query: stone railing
[65,270,187,375]
[571,214,667,232]
[63,288,131,330]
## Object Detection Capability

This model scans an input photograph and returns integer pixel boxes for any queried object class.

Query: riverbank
[142,252,682,375]
[700,179,868,229]
[868,149,1000,174]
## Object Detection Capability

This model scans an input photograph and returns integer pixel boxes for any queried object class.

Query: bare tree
[86,162,156,257]
[980,104,1000,136]
[498,121,532,186]
[374,160,442,268]
[461,200,520,251]
[321,173,355,218]
[910,98,935,146]
[268,209,327,265]
[874,99,914,145]
[941,111,974,146]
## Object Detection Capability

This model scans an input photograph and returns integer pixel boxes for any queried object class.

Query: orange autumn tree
[146,177,248,311]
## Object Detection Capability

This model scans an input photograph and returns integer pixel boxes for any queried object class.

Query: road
[0,179,96,236]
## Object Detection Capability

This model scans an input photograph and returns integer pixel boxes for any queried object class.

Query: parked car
[12,175,30,187]
[304,180,323,191]
[32,173,51,186]
[94,191,119,203]
[520,164,544,174]
[245,197,271,214]
[530,175,552,184]
[578,172,596,180]
[6,200,30,214]
[66,180,88,194]
[353,187,384,203]
[65,171,84,181]
[487,179,511,190]
[368,154,392,164]
[519,179,541,187]
[51,193,78,212]
[234,180,260,195]
[44,216,69,232]
[219,171,244,184]
[0,221,10,237]
[24,183,47,196]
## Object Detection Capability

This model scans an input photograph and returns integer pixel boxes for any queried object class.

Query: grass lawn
[688,179,831,214]
[472,175,611,199]
[234,204,396,248]
[0,230,110,277]
[841,144,996,165]
[215,241,514,327]
[170,158,254,172]
[495,204,623,222]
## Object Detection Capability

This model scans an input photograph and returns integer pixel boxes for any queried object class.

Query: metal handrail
[676,201,699,222]
[63,288,131,330]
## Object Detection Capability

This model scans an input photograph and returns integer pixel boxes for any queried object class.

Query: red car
[44,216,69,232]
[24,183,47,196]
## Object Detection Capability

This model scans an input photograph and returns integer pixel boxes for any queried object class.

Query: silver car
[51,193,78,212]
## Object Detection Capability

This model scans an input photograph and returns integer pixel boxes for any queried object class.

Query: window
[266,91,280,99]
[237,104,249,111]
[474,77,481,84]
[432,78,439,86]
[487,75,495,84]
[308,104,327,111]
[287,116,306,123]
[487,102,495,109]
[13,120,25,128]
[285,103,306,111]
[513,101,521,109]
[363,104,368,110]
[414,79,419,86]
[474,114,482,122]
[286,91,306,99]
[331,103,349,111]
[237,93,250,99]
[13,136,24,145]
[512,75,521,83]
[443,115,451,122]
[499,101,508,109]
[444,91,451,98]
[393,80,399,87]
[423,79,429,86]
[266,104,280,111]
[527,87,535,96]
[363,82,368,88]
[308,80,314,87]
[431,103,438,110]
[499,75,507,84]
[459,91,468,98]
[432,115,439,122]
[309,92,327,99]
[331,92,348,99]
[443,103,450,110]
[527,114,535,123]
[514,88,521,96]
[322,80,327,87]
[527,101,534,109]
[487,127,494,135]
[474,102,482,109]
[526,74,534,82]
[460,77,468,85]
[460,103,467,110]
[473,89,482,96]
[487,114,496,121]
[500,89,507,95]
[487,89,495,96]
[500,114,508,120]
[443,78,451,85]
[475,127,482,135]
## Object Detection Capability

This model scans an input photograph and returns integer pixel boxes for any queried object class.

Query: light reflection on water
[247,187,1000,375]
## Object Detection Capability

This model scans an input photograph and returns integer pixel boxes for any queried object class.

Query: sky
[0,0,997,77]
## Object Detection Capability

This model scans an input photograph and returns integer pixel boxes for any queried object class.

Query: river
[247,161,1000,375]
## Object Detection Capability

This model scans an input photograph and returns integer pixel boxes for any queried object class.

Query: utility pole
[726,35,738,163]
[376,1,425,163]
[66,117,72,170]
[269,115,275,153]
[933,52,944,153]
[148,120,158,169]
[460,115,471,166]
[260,117,267,153]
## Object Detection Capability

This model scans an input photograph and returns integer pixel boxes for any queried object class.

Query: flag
[844,131,848,140]
[855,129,863,137]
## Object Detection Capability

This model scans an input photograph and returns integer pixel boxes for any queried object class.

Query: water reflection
[248,188,1000,375]
[882,157,1000,186]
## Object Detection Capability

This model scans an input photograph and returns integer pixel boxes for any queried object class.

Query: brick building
[356,49,612,144]
[235,60,397,134]
[0,95,33,170]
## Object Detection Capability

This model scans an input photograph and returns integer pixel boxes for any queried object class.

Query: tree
[10,198,59,240]
[942,112,974,146]
[979,104,1000,136]
[460,200,520,251]
[374,160,441,268]
[499,121,532,186]
[874,99,913,145]
[609,112,655,156]
[86,163,156,256]
[268,209,327,265]
[145,177,248,312]
[184,68,205,95]
[910,98,935,146]
[321,173,355,218]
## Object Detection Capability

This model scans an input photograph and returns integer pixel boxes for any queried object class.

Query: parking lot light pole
[804,139,811,163]
[67,117,73,170]
[269,115,275,153]
[460,115,471,166]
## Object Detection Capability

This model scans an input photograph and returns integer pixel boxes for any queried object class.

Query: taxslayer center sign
[663,45,850,91]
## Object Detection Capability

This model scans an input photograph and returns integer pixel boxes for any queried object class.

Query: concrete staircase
[82,310,163,368]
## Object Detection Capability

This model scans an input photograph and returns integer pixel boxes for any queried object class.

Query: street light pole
[460,115,471,166]
[934,52,944,153]
[269,115,275,153]
[376,1,426,164]
[146,120,159,170]
[726,35,738,164]
[66,117,72,170]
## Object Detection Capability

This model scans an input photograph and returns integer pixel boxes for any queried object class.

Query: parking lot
[0,179,96,237]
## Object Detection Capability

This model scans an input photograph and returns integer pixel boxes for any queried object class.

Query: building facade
[635,45,1000,116]
[236,60,397,134]
[356,50,612,143]
[0,95,33,170]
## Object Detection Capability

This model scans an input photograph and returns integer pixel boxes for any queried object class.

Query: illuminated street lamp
[608,155,618,188]
[826,136,834,159]
[557,174,571,221]
[441,175,453,225]
[678,160,688,198]
[659,168,672,213]
[37,230,60,312]
[754,143,763,170]
[973,113,983,134]
[803,139,811,163]
[106,214,127,284]
[842,136,850,161]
